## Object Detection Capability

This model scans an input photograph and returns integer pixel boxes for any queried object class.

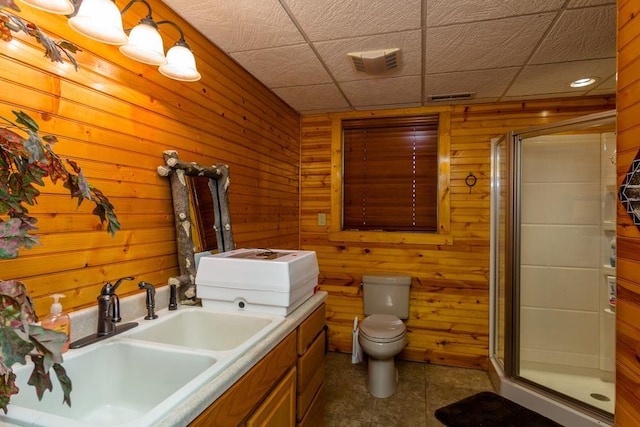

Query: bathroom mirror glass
[188,176,218,252]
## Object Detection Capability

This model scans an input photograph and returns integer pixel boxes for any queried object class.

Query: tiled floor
[324,351,495,427]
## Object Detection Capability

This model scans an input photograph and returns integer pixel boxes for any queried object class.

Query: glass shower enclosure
[490,111,616,426]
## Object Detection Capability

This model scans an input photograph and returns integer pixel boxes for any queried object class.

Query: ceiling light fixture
[118,0,166,65]
[570,77,598,88]
[17,0,74,14]
[68,0,128,45]
[157,21,201,82]
[68,0,201,81]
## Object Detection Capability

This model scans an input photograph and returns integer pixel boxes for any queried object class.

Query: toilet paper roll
[352,316,363,364]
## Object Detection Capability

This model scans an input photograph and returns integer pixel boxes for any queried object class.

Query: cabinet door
[247,368,296,427]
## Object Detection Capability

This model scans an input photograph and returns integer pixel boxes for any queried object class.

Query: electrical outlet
[317,212,326,226]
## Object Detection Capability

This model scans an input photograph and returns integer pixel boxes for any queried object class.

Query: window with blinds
[342,115,439,232]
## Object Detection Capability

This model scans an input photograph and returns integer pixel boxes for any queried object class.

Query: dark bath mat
[434,391,563,427]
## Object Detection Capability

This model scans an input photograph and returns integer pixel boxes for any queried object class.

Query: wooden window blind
[342,115,439,232]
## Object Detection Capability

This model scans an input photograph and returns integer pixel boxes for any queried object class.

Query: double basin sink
[4,307,285,426]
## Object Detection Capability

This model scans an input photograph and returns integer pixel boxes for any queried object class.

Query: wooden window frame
[329,107,452,245]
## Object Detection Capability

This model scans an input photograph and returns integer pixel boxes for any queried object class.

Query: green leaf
[24,131,46,164]
[0,280,37,323]
[0,128,28,157]
[0,110,120,255]
[28,325,66,370]
[27,354,52,401]
[0,219,40,259]
[58,40,80,54]
[0,371,19,415]
[12,111,38,133]
[52,363,71,407]
[0,325,34,366]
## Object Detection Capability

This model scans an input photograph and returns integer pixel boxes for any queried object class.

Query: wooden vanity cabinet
[189,302,326,427]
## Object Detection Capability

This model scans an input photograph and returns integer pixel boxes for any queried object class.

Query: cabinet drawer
[297,303,325,355]
[297,329,325,421]
[297,382,324,427]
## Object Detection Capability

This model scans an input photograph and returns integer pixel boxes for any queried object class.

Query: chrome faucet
[97,276,133,336]
[138,281,158,320]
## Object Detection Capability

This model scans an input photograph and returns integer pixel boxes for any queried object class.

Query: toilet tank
[362,273,412,318]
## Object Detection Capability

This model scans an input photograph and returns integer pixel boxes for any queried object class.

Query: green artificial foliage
[1,1,81,70]
[0,110,121,258]
[0,280,71,413]
[0,110,122,412]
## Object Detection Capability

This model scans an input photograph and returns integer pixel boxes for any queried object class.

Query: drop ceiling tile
[283,0,421,41]
[425,68,520,100]
[425,13,556,74]
[501,92,587,102]
[340,76,422,107]
[163,0,616,112]
[355,102,422,111]
[315,30,421,82]
[588,74,617,92]
[273,84,350,113]
[426,0,564,26]
[505,59,616,97]
[531,6,615,64]
[231,45,332,88]
[163,0,304,52]
[568,0,614,6]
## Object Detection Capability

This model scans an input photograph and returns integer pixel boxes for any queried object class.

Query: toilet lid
[359,314,406,342]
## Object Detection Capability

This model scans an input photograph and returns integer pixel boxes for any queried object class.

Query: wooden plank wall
[300,97,615,370]
[0,2,300,317]
[614,0,640,423]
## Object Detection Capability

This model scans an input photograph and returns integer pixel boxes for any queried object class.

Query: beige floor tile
[324,351,495,427]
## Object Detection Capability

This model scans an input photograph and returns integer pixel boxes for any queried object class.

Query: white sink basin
[3,307,285,427]
[6,341,217,426]
[126,308,283,352]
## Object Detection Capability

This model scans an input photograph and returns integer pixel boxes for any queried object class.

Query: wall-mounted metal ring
[465,173,477,193]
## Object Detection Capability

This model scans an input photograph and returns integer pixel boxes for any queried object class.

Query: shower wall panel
[519,134,602,369]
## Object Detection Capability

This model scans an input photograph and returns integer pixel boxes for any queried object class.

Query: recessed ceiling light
[569,77,598,88]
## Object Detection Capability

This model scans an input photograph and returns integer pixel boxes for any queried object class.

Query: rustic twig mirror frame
[157,150,235,303]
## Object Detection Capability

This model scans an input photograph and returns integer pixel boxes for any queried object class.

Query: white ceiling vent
[347,48,400,75]
[427,92,475,102]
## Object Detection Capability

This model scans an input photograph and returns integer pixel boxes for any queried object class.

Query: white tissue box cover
[195,248,319,315]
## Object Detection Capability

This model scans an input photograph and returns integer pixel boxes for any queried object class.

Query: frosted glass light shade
[18,0,74,14]
[68,0,127,45]
[119,22,167,66]
[159,45,201,82]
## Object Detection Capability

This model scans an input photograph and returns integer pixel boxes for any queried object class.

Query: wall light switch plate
[318,212,326,226]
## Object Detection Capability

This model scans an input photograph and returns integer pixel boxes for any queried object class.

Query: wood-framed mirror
[157,150,235,303]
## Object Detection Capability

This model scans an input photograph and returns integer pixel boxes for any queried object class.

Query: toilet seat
[359,314,406,343]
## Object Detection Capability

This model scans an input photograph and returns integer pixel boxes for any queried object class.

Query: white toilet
[358,273,411,398]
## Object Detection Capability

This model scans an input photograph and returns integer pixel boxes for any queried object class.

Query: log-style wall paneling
[0,2,300,317]
[300,97,616,369]
[1,0,629,380]
[616,0,640,421]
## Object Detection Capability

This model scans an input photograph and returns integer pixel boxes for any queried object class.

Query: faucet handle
[138,281,158,320]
